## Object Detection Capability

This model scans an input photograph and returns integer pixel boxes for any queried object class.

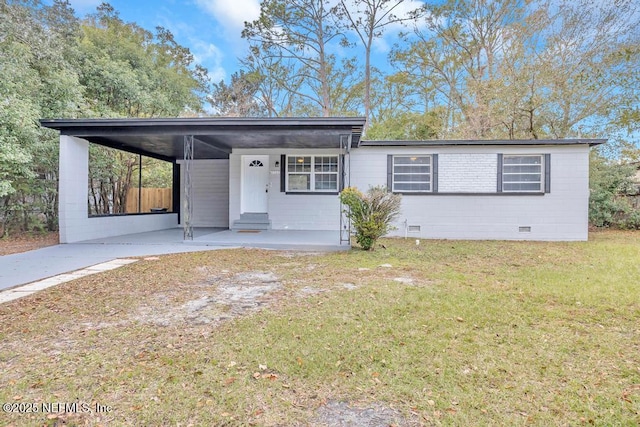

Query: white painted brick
[229,149,342,230]
[350,145,590,241]
[58,136,179,243]
[60,138,591,242]
[439,153,497,192]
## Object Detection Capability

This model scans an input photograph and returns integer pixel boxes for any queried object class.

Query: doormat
[236,230,261,233]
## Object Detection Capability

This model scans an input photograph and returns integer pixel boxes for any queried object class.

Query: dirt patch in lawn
[313,400,421,426]
[0,232,58,255]
[142,270,282,326]
[77,270,284,330]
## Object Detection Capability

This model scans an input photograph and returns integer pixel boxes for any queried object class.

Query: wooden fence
[126,188,172,213]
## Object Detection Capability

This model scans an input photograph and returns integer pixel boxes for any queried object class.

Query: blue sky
[61,0,425,84]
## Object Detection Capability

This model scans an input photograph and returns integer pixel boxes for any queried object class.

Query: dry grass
[0,231,639,426]
[0,232,59,256]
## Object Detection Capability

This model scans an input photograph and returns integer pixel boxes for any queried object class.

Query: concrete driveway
[0,240,227,291]
[0,227,348,291]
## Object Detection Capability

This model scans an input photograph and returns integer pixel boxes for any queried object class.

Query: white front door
[241,155,270,213]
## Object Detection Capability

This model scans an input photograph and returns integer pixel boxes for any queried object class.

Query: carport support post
[183,135,194,240]
[137,154,142,213]
[172,161,180,223]
[339,133,351,245]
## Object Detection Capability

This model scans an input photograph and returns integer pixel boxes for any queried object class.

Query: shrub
[589,152,639,228]
[339,186,402,250]
[621,208,640,230]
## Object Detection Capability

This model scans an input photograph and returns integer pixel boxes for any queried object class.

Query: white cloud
[152,13,229,81]
[191,40,226,82]
[194,0,261,32]
[372,37,391,54]
[383,0,426,33]
[67,0,102,14]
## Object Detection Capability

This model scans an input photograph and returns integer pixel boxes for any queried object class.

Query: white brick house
[41,117,604,244]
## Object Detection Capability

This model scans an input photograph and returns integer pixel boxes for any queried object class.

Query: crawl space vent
[407,225,421,233]
[519,226,532,232]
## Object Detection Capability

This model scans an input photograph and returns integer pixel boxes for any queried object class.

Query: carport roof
[40,117,366,161]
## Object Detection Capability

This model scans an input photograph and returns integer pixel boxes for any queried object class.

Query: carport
[40,117,364,245]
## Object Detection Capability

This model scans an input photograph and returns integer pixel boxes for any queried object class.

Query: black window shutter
[497,153,503,192]
[544,153,551,193]
[387,155,393,191]
[280,154,286,192]
[339,154,345,191]
[432,154,438,193]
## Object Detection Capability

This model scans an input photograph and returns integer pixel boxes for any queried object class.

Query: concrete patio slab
[191,229,348,251]
[80,227,348,250]
[79,227,226,244]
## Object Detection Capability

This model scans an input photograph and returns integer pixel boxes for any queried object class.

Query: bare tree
[242,0,348,116]
[335,0,422,132]
[392,0,640,140]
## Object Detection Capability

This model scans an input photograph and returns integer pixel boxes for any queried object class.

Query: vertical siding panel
[182,160,229,227]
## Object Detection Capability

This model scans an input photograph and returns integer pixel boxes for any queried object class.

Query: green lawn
[1,231,639,426]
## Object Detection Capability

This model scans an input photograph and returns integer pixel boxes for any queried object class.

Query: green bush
[339,186,402,250]
[589,152,639,228]
[621,208,640,230]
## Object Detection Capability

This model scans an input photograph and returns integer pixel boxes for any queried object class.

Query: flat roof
[360,139,606,147]
[40,117,605,161]
[40,117,366,161]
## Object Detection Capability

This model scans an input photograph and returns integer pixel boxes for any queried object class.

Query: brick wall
[438,153,497,193]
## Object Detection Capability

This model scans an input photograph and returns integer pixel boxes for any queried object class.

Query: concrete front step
[238,213,269,221]
[232,213,272,231]
[232,222,271,231]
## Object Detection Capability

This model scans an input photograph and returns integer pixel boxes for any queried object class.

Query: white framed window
[286,155,338,192]
[392,155,432,192]
[501,155,544,192]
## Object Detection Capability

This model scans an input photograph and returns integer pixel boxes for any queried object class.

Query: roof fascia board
[40,117,366,131]
[359,139,607,147]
